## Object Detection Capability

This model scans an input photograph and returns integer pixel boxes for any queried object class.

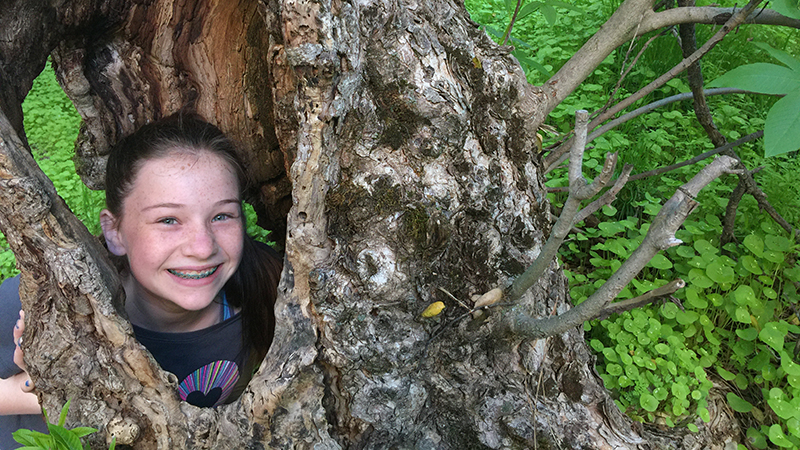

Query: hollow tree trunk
[0,0,737,448]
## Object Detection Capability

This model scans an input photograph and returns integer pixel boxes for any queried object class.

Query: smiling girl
[0,113,282,435]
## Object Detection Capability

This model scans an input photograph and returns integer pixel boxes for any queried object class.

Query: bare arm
[0,310,40,416]
[0,372,40,415]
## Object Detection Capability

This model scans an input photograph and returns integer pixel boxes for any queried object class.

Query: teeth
[169,266,218,280]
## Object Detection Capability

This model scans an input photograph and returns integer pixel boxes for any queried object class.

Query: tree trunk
[0,0,740,448]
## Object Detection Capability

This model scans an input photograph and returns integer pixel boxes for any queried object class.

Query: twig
[543,88,757,174]
[507,111,619,303]
[628,131,763,182]
[437,287,471,311]
[574,164,634,224]
[502,0,523,46]
[595,278,686,320]
[502,156,740,339]
[721,175,747,247]
[596,30,669,120]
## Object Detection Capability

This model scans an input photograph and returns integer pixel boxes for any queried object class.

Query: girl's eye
[213,213,234,222]
[158,217,178,225]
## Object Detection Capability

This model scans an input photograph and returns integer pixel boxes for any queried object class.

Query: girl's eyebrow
[141,199,240,212]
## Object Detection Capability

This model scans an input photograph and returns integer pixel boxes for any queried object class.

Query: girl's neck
[123,275,222,333]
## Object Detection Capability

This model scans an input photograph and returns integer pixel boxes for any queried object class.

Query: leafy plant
[708,42,800,157]
[13,400,115,450]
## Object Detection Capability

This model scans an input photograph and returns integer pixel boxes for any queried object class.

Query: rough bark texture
[0,0,744,448]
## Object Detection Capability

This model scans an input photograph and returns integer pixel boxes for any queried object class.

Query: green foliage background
[467,0,800,448]
[4,1,800,448]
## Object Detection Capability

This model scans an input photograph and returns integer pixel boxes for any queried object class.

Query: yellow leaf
[421,301,445,318]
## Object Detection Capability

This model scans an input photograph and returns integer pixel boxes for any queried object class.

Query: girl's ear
[100,210,127,256]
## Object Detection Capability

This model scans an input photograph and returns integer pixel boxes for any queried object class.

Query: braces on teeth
[169,266,218,279]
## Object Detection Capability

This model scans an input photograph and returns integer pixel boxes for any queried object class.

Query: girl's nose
[184,223,218,258]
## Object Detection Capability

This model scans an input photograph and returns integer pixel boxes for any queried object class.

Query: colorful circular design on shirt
[178,360,240,407]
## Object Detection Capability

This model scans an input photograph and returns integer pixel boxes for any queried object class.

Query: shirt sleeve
[0,276,22,379]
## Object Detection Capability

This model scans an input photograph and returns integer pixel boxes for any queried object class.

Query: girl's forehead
[136,149,237,177]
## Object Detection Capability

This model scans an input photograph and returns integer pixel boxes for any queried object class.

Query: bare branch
[543,88,759,173]
[540,0,767,116]
[502,156,740,339]
[502,0,523,46]
[628,131,763,182]
[574,164,634,224]
[642,6,800,31]
[595,278,686,321]
[507,111,596,303]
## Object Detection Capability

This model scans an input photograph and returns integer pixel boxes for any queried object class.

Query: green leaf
[744,234,764,257]
[734,285,757,306]
[768,424,795,448]
[781,352,800,376]
[764,90,800,157]
[516,1,543,20]
[540,3,557,25]
[640,393,660,412]
[772,0,800,19]
[733,306,750,324]
[655,343,671,355]
[649,253,673,270]
[768,396,796,420]
[717,367,736,380]
[736,327,759,341]
[753,42,800,72]
[741,255,763,275]
[706,258,734,283]
[727,392,753,412]
[70,427,97,439]
[698,406,711,422]
[48,424,84,450]
[759,323,786,352]
[708,63,800,95]
[58,399,71,427]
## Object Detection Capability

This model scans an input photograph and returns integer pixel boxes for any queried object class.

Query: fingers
[13,310,26,371]
[20,374,34,393]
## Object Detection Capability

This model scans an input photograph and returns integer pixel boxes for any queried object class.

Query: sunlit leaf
[764,90,800,157]
[708,63,800,95]
[752,42,800,72]
[772,0,800,19]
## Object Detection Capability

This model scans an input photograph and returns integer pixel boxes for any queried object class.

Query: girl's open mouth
[168,266,219,280]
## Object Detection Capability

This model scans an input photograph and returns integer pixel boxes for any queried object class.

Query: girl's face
[102,149,244,320]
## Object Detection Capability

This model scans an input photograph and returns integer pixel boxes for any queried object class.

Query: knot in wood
[106,416,140,445]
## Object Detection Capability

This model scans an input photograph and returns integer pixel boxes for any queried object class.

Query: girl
[0,113,282,427]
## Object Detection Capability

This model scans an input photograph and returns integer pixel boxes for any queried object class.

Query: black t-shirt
[131,306,251,408]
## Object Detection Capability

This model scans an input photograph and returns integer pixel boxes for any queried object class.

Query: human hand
[13,310,34,393]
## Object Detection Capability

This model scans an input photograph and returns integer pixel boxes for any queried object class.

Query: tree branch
[627,131,763,182]
[574,164,634,224]
[540,0,769,116]
[595,278,686,321]
[502,155,740,339]
[507,111,619,303]
[643,6,800,31]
